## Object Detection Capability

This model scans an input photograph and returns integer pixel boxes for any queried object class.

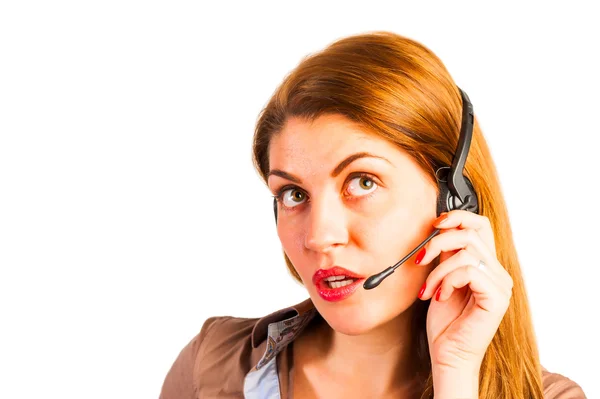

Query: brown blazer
[160,298,586,398]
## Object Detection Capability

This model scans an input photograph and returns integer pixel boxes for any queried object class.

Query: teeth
[327,279,356,289]
[324,275,347,282]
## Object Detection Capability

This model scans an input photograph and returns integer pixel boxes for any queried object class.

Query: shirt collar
[250,297,319,370]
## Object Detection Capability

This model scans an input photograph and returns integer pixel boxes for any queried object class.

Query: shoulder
[159,315,260,399]
[542,366,587,399]
[159,299,316,398]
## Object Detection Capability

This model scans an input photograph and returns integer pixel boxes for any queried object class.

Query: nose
[304,196,349,253]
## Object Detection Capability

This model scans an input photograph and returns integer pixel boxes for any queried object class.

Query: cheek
[355,192,436,286]
[277,222,295,252]
[277,221,308,269]
[355,198,425,260]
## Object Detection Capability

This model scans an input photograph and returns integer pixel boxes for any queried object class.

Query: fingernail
[433,213,449,226]
[418,282,426,298]
[435,287,442,301]
[415,248,426,264]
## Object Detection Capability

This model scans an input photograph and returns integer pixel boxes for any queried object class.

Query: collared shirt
[159,298,586,398]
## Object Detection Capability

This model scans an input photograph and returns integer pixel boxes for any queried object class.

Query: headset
[272,88,479,290]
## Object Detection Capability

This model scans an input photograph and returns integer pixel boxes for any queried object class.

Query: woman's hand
[415,209,513,397]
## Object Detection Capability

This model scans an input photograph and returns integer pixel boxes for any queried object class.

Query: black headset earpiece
[436,170,478,216]
[435,88,479,216]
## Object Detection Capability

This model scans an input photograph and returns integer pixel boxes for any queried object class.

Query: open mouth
[312,266,366,302]
[323,275,358,289]
[316,276,365,302]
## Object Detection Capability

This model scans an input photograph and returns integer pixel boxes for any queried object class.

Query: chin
[324,317,377,336]
[310,293,400,335]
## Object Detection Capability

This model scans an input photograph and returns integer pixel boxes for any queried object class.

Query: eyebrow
[268,152,392,184]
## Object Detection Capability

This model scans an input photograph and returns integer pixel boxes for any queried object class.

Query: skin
[267,114,513,398]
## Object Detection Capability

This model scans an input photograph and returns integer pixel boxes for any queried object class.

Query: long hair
[251,31,543,398]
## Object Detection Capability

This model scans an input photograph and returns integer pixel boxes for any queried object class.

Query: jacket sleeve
[159,317,222,399]
[542,368,587,399]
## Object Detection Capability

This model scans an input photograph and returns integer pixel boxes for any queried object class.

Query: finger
[423,226,513,290]
[416,228,494,270]
[419,249,510,300]
[434,210,496,257]
[416,228,513,289]
[435,265,512,315]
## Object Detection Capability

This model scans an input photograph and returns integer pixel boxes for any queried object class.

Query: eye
[280,188,307,208]
[347,175,378,197]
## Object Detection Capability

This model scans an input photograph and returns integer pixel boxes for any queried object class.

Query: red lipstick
[312,266,365,302]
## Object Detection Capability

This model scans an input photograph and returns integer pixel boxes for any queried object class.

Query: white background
[1,1,598,398]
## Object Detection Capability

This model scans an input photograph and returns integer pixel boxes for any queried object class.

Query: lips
[312,266,365,285]
[313,266,366,302]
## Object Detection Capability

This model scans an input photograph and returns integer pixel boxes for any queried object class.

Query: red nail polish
[435,287,442,301]
[434,214,448,226]
[415,248,426,264]
[418,282,426,298]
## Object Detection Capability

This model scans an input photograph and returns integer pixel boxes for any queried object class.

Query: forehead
[269,114,411,171]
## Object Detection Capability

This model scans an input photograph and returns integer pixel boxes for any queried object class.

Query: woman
[160,31,585,398]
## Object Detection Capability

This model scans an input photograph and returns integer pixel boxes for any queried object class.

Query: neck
[303,301,424,394]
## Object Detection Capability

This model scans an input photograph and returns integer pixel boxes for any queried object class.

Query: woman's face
[268,114,438,335]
